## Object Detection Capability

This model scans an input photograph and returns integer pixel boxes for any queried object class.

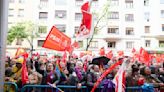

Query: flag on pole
[21,56,28,85]
[113,59,129,92]
[42,26,71,51]
[76,1,93,39]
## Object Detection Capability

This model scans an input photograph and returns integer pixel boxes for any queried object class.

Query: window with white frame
[18,9,24,17]
[107,41,116,48]
[110,0,119,6]
[55,24,66,32]
[159,41,164,48]
[161,10,164,18]
[126,27,134,35]
[38,26,47,33]
[126,41,134,49]
[145,26,150,33]
[39,12,48,19]
[125,14,134,21]
[145,40,150,47]
[78,41,83,48]
[55,0,67,5]
[108,27,119,34]
[9,8,14,17]
[162,24,164,31]
[75,26,79,34]
[90,41,98,48]
[108,12,119,19]
[55,10,66,19]
[19,0,25,3]
[144,0,149,6]
[38,40,44,47]
[75,13,82,21]
[16,39,23,45]
[125,0,133,8]
[144,12,150,22]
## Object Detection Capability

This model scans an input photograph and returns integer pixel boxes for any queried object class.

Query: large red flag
[76,1,93,39]
[42,26,71,51]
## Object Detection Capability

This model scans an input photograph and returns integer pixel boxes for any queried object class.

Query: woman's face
[144,67,151,75]
[47,63,53,71]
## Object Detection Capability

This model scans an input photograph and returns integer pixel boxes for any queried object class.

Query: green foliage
[7,21,38,44]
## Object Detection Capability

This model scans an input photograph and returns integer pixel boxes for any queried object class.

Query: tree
[7,21,38,52]
[86,0,110,51]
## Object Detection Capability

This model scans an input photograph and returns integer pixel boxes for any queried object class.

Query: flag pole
[0,0,9,91]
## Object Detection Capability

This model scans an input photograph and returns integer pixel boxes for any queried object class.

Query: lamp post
[0,0,9,91]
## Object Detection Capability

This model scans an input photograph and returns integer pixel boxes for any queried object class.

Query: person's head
[132,64,139,74]
[46,62,54,72]
[93,65,99,72]
[27,63,33,73]
[140,66,151,76]
[76,61,83,69]
[59,61,66,69]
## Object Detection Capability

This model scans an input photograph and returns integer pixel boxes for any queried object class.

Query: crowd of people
[4,53,164,92]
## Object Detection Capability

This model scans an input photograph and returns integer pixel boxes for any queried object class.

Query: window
[90,41,98,48]
[9,0,14,3]
[159,41,164,48]
[125,0,133,8]
[126,27,134,35]
[19,0,25,3]
[110,0,119,6]
[144,12,150,22]
[55,10,66,19]
[162,24,164,31]
[145,40,150,47]
[38,40,44,47]
[126,41,134,49]
[55,24,66,32]
[55,0,67,5]
[108,12,119,19]
[16,39,23,45]
[108,27,119,34]
[9,9,14,17]
[144,0,149,6]
[75,13,82,21]
[145,26,150,33]
[39,12,48,19]
[160,0,164,4]
[161,10,164,18]
[78,41,83,48]
[18,9,24,17]
[38,26,47,33]
[107,41,116,48]
[75,26,79,34]
[39,0,48,7]
[125,14,134,21]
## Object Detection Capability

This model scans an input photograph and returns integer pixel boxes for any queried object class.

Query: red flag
[72,41,80,48]
[21,56,28,85]
[99,47,105,56]
[42,26,71,51]
[118,51,124,57]
[76,1,92,39]
[132,48,136,53]
[106,50,113,59]
[81,1,89,11]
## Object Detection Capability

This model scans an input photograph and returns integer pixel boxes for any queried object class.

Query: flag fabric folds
[42,26,71,51]
[76,1,93,39]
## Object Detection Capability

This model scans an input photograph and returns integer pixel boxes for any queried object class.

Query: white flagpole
[0,0,9,91]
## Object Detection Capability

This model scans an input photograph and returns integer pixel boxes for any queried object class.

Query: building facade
[7,0,164,56]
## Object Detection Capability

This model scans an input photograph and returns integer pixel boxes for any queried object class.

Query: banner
[42,26,71,51]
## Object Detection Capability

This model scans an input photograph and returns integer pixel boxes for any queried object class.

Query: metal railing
[4,82,18,92]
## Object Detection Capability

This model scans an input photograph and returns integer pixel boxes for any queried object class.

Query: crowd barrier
[4,82,164,92]
[4,82,18,92]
